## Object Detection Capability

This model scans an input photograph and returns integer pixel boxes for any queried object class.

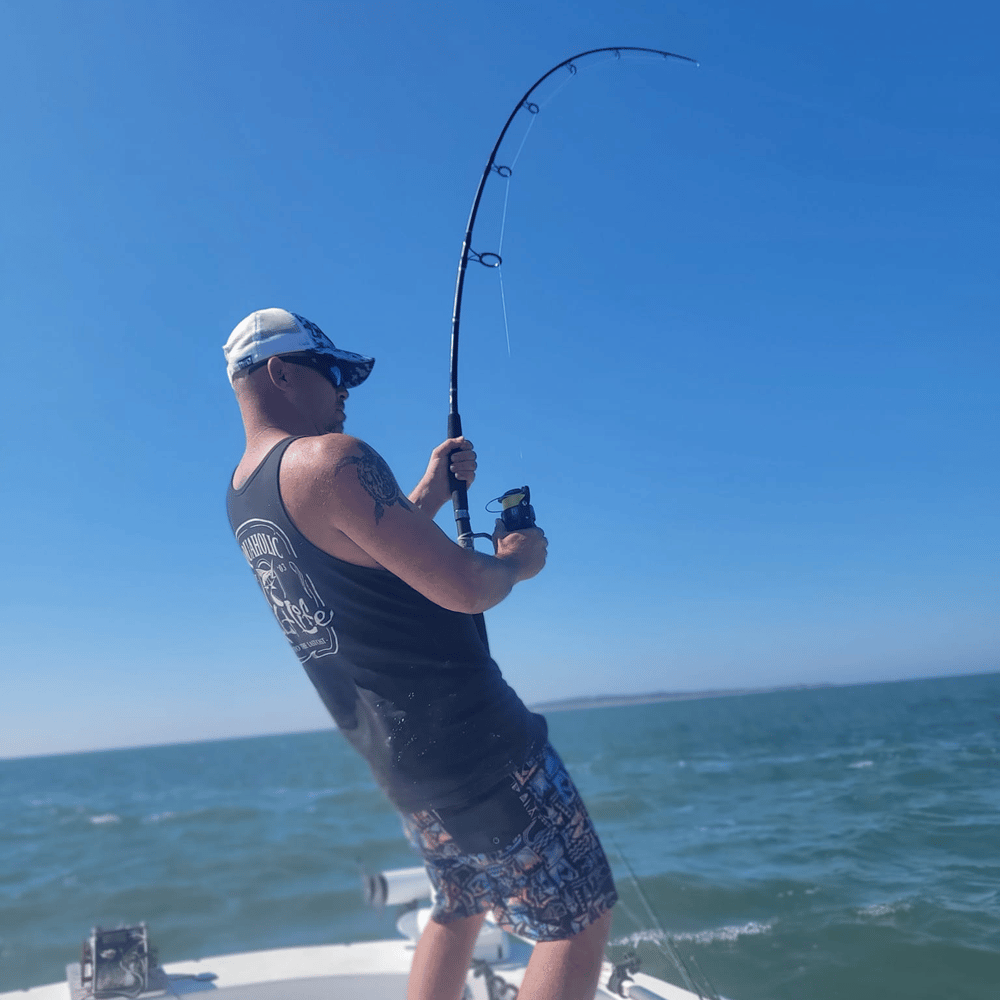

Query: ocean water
[2,671,998,1000]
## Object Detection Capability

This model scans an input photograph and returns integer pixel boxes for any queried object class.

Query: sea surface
[2,672,998,1000]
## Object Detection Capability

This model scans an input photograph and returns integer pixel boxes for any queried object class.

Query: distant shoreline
[529,680,871,712]
[6,672,994,761]
[528,668,997,712]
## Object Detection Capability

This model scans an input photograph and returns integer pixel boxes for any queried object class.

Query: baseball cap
[224,308,375,388]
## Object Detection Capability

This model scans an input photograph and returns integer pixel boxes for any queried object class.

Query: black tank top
[226,437,547,811]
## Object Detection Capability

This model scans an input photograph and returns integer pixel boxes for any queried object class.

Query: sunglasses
[247,353,343,387]
[281,353,344,387]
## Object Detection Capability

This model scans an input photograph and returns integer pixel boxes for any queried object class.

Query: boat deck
[3,938,707,1000]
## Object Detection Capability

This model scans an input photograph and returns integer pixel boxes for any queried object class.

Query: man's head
[224,308,374,388]
[225,308,375,437]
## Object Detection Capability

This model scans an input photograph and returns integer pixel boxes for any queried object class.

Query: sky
[2,0,996,759]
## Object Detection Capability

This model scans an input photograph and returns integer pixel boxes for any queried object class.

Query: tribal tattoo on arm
[334,442,414,524]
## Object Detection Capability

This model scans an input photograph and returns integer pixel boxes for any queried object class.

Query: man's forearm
[461,550,520,614]
[408,478,448,518]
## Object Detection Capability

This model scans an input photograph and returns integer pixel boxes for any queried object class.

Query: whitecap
[672,921,772,944]
[612,929,668,947]
[143,812,176,824]
[857,900,911,918]
[849,760,874,769]
[614,922,772,948]
[88,814,121,825]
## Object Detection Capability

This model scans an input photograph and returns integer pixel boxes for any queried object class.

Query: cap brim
[318,349,375,389]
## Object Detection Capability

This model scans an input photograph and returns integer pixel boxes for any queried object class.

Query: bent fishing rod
[446,47,697,549]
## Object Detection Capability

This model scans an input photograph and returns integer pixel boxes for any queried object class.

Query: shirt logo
[235,518,338,662]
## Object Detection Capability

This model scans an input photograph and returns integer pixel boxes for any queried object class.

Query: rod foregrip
[447,411,489,651]
[447,412,475,548]
[451,481,474,549]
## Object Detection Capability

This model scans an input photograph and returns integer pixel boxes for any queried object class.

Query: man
[223,308,616,1000]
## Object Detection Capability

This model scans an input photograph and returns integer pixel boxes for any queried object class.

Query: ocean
[2,671,998,999]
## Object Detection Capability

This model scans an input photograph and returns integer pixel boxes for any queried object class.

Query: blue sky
[2,1,996,758]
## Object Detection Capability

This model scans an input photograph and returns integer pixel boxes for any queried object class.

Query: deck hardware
[472,958,519,999]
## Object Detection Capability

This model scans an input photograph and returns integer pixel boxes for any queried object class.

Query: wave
[855,900,912,919]
[142,812,177,824]
[614,921,773,949]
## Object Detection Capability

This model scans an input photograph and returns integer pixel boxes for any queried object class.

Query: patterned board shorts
[400,742,618,941]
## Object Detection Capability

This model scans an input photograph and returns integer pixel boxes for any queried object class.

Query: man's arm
[279,434,546,615]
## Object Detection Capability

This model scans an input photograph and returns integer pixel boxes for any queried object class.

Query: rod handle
[447,413,475,549]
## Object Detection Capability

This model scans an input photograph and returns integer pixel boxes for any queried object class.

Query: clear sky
[2,0,996,758]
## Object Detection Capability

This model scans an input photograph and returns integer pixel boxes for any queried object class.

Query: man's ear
[266,356,290,388]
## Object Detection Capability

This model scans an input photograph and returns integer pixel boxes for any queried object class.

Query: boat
[1,866,726,1000]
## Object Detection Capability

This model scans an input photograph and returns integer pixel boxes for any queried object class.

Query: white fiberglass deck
[2,938,712,1000]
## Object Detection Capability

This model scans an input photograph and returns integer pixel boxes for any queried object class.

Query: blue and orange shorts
[401,742,617,941]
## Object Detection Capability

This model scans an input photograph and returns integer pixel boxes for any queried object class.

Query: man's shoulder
[284,432,368,469]
[282,433,395,495]
[277,433,393,569]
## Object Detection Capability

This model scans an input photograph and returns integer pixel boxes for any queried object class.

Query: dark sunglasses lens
[295,355,342,387]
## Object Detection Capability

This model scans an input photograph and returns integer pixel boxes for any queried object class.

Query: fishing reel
[462,485,537,548]
[488,486,536,532]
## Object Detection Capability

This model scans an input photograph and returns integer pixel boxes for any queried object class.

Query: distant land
[529,671,999,712]
[530,682,839,712]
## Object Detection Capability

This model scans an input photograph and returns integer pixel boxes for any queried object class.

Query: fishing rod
[446,47,698,551]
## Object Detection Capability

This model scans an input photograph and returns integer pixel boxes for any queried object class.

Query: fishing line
[494,101,534,357]
[491,55,619,357]
[496,262,513,357]
[610,838,721,1000]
